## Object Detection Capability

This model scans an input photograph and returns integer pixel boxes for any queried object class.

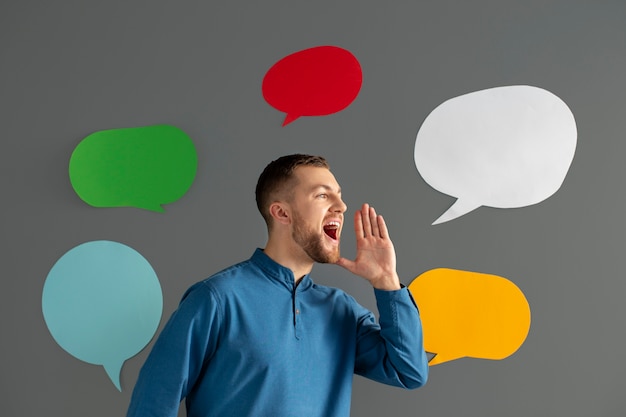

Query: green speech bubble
[69,125,198,212]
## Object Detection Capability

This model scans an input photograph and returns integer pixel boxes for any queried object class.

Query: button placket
[292,287,302,340]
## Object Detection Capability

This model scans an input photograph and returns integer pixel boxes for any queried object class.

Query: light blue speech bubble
[42,241,163,391]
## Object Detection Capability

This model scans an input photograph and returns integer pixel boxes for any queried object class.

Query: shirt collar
[251,248,313,291]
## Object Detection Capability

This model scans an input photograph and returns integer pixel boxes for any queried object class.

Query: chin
[321,254,340,264]
[317,246,341,264]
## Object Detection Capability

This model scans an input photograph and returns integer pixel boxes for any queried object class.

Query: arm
[336,203,428,388]
[127,283,221,417]
[353,287,428,388]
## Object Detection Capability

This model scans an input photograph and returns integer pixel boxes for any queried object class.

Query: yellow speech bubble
[408,268,531,366]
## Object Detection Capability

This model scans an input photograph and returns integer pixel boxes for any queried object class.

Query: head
[255,154,330,227]
[255,154,347,264]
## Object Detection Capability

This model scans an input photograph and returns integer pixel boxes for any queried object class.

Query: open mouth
[323,221,340,240]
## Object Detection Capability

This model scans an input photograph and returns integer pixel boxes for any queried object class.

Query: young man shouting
[127,154,428,417]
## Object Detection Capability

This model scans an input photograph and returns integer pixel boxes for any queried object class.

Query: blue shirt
[127,249,428,417]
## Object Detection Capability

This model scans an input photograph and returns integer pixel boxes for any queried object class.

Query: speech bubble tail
[282,113,300,126]
[428,353,457,366]
[428,354,443,366]
[141,204,166,213]
[432,199,481,225]
[103,361,124,391]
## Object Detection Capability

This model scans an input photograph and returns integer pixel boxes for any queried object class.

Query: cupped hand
[335,203,401,290]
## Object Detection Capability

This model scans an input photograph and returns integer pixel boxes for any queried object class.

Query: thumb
[335,257,357,273]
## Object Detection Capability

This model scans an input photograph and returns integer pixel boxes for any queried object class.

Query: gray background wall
[2,1,626,416]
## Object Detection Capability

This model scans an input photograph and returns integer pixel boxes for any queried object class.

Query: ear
[268,201,291,225]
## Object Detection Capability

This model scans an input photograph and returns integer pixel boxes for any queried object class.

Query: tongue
[324,227,337,240]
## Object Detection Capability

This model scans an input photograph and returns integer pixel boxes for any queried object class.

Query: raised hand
[335,203,401,290]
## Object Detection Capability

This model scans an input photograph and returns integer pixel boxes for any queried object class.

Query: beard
[292,212,340,264]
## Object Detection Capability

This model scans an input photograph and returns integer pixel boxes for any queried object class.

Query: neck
[263,234,314,283]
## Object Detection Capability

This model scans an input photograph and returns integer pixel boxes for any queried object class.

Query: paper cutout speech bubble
[262,45,362,126]
[409,268,531,366]
[69,124,198,212]
[42,241,163,391]
[414,85,577,225]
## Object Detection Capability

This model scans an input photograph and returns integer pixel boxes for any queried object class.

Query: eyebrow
[311,184,342,194]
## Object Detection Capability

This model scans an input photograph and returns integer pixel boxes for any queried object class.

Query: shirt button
[296,309,300,314]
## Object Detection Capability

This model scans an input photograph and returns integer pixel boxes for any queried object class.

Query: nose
[332,196,347,214]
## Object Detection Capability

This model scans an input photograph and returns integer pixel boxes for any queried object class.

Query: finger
[369,206,380,237]
[377,214,390,240]
[360,203,372,238]
[353,208,364,239]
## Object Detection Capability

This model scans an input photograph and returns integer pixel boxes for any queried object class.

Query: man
[127,154,428,417]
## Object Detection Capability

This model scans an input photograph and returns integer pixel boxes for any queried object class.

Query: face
[288,166,347,264]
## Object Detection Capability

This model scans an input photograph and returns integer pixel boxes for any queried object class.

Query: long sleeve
[353,287,429,389]
[127,283,221,417]
[128,250,427,417]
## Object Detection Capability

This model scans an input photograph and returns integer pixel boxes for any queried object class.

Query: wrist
[371,274,401,291]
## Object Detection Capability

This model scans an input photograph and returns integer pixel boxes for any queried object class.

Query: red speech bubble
[262,45,362,126]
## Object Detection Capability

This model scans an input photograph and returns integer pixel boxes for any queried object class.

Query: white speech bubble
[415,85,577,225]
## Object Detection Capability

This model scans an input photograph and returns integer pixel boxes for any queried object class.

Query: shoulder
[170,260,256,324]
[197,258,257,289]
[310,282,369,314]
[311,280,356,300]
[181,257,263,304]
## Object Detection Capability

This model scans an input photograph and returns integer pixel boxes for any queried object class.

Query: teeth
[326,221,340,228]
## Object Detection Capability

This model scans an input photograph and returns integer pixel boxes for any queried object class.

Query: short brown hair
[255,154,329,225]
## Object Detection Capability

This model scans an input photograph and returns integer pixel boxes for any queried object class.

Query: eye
[317,193,328,199]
